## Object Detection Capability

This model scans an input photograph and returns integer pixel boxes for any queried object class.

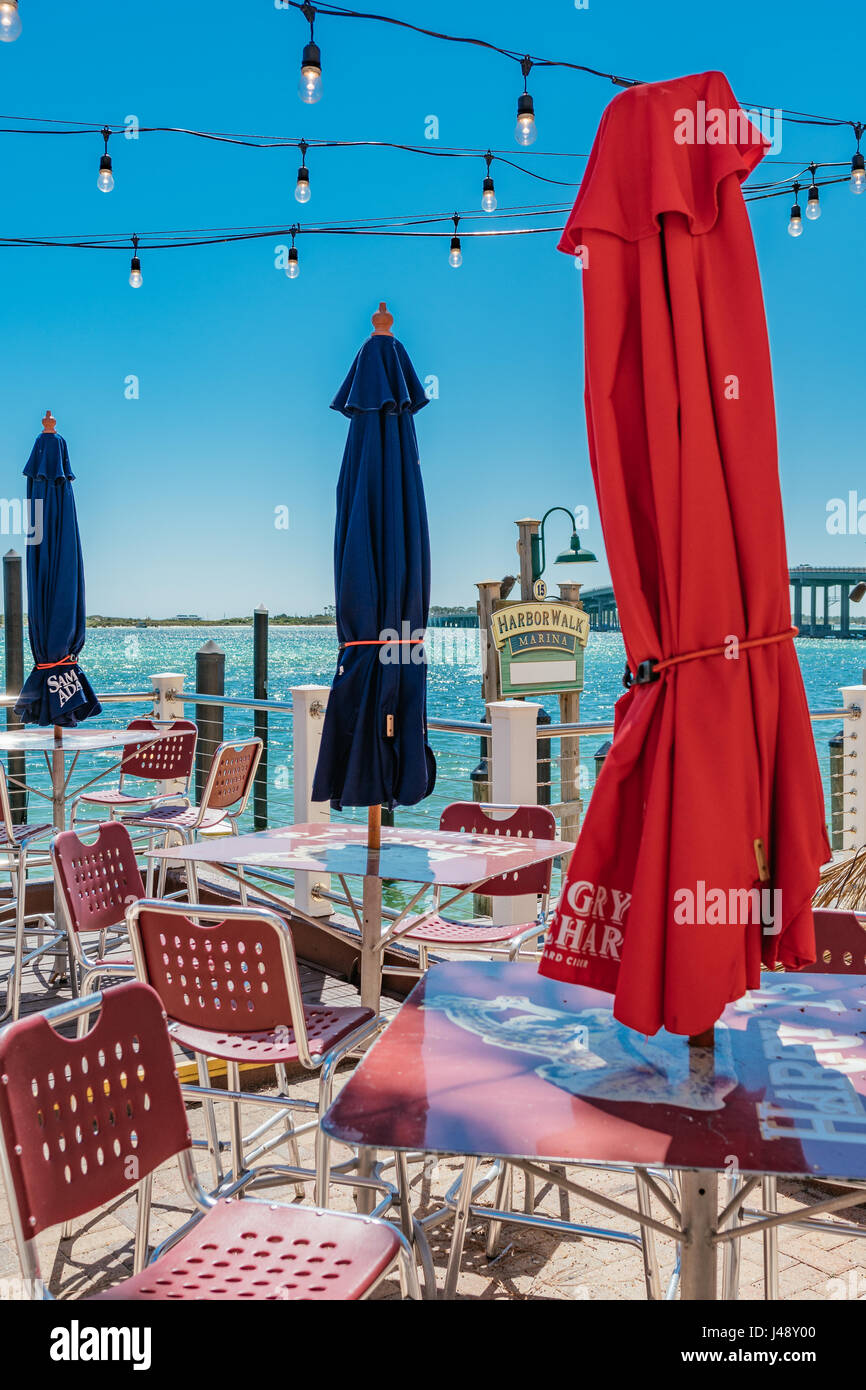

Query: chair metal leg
[9,849,26,1023]
[444,1157,478,1299]
[133,1173,153,1274]
[226,1060,244,1181]
[485,1161,513,1258]
[274,1063,304,1199]
[635,1168,663,1300]
[762,1175,779,1300]
[196,1052,224,1188]
[721,1174,743,1301]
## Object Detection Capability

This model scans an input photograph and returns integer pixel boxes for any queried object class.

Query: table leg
[680,1169,718,1300]
[360,873,382,1013]
[444,1156,478,1300]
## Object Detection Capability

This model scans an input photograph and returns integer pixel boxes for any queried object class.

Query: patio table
[0,726,165,831]
[148,822,573,1011]
[0,725,170,984]
[322,959,866,1299]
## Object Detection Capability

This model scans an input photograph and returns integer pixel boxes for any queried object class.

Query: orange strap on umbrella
[36,654,77,670]
[341,639,425,647]
[628,628,797,686]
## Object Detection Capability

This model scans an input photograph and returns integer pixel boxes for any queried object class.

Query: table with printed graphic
[322,960,866,1298]
[148,822,574,1012]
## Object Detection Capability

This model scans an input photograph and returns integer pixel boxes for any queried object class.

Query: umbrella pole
[50,723,69,984]
[52,724,64,829]
[355,805,383,1216]
[360,806,383,1013]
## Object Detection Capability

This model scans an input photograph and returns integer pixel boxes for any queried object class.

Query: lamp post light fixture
[530,506,597,583]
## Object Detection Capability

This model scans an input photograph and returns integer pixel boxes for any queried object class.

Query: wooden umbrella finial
[371,302,394,336]
[42,411,57,434]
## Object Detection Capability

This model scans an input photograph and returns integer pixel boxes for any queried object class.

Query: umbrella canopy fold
[312,324,436,811]
[540,72,830,1036]
[14,429,101,727]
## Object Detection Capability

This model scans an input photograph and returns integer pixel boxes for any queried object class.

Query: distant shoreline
[84,615,337,628]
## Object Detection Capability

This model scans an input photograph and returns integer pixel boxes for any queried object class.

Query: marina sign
[492,599,590,697]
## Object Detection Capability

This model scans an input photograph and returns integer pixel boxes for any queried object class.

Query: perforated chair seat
[167,1004,374,1065]
[402,914,543,945]
[0,822,54,849]
[121,804,228,832]
[77,788,184,809]
[93,1196,402,1301]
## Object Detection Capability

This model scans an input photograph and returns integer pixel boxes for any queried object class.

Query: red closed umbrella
[540,71,830,1037]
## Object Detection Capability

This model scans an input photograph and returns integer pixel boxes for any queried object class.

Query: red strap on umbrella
[626,628,797,686]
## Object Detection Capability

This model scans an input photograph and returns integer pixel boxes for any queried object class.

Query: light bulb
[97,156,114,193]
[299,41,322,104]
[129,257,143,289]
[481,176,497,212]
[449,236,463,269]
[851,154,866,194]
[515,93,537,147]
[805,186,821,220]
[287,247,300,279]
[295,167,311,204]
[0,2,22,42]
[788,205,803,237]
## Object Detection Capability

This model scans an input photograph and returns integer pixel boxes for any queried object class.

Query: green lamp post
[530,507,597,582]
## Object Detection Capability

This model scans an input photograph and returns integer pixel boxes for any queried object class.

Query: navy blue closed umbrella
[312,309,436,813]
[14,421,101,727]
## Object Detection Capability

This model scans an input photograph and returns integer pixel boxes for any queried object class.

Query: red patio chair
[70,717,197,827]
[401,802,557,969]
[121,737,262,900]
[0,760,65,1023]
[0,981,420,1299]
[126,898,382,1204]
[52,820,143,996]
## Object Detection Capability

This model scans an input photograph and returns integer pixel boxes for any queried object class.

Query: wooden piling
[195,640,225,803]
[3,550,26,823]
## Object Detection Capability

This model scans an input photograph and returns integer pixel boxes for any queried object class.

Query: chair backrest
[0,761,17,845]
[201,738,262,813]
[128,901,297,1034]
[809,909,866,974]
[53,821,145,937]
[0,983,191,1240]
[439,802,558,897]
[119,718,197,785]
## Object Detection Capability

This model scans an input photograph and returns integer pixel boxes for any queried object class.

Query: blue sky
[0,0,863,617]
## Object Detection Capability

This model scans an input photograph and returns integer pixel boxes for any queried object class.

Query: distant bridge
[581,567,866,639]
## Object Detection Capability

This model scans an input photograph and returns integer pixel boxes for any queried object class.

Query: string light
[295,140,311,203]
[481,151,497,212]
[515,57,537,147]
[128,235,142,288]
[449,213,462,268]
[787,181,803,237]
[298,2,322,105]
[805,164,821,220]
[0,1,21,42]
[851,125,865,194]
[287,226,300,278]
[97,127,115,193]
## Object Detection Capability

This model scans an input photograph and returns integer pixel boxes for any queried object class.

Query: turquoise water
[1,625,859,839]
